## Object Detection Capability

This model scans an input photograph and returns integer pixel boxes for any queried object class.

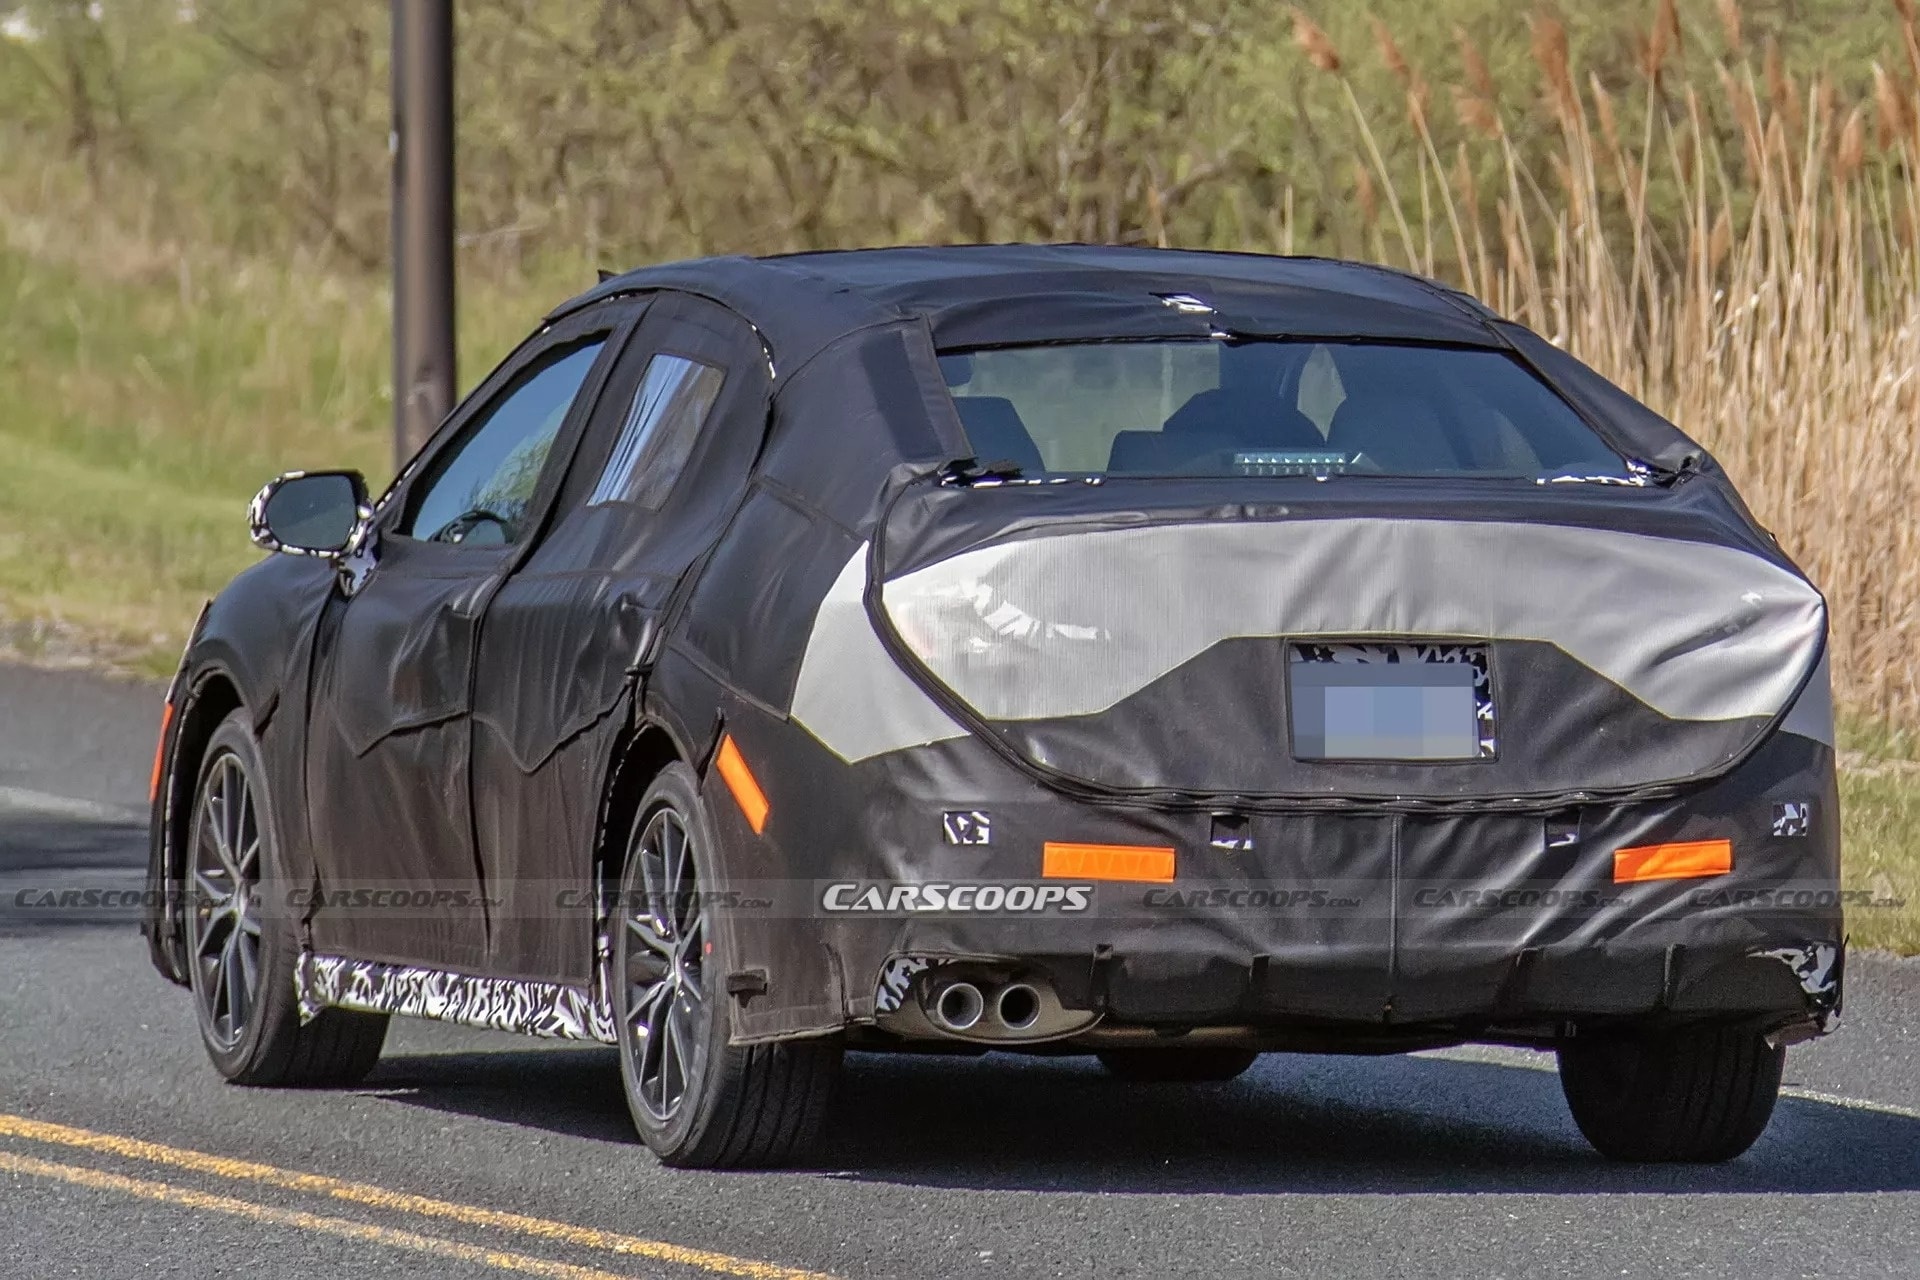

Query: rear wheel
[1557,1023,1784,1162]
[1097,1047,1259,1083]
[613,763,840,1168]
[185,711,388,1086]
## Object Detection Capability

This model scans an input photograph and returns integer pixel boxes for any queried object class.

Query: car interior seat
[1326,389,1462,472]
[954,395,1047,473]
[1161,388,1326,452]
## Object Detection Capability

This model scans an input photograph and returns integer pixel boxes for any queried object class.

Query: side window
[402,339,607,544]
[588,353,725,508]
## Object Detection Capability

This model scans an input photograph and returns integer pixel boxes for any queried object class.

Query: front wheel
[184,711,388,1086]
[612,763,840,1168]
[1557,1023,1784,1162]
[1097,1047,1259,1083]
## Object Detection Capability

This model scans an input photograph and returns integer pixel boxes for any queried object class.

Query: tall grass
[1284,3,1920,730]
[0,148,575,668]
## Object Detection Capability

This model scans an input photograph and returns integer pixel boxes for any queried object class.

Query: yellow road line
[0,1149,647,1280]
[0,1113,835,1280]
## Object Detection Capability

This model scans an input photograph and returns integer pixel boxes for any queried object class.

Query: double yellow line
[0,1112,835,1280]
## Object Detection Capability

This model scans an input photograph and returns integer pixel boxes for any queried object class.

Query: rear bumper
[709,696,1845,1045]
[896,743,1836,1040]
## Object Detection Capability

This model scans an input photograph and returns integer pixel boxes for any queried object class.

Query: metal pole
[391,0,456,471]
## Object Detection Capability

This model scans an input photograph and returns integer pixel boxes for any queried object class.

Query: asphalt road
[2,664,1917,1279]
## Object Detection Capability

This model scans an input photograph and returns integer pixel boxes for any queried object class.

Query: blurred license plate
[1288,644,1488,761]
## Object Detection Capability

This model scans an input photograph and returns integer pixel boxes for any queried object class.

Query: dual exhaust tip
[931,980,1041,1035]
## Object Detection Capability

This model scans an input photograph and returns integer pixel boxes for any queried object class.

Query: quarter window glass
[403,339,607,544]
[588,353,725,508]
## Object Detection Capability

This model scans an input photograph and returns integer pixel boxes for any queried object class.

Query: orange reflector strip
[1042,842,1176,884]
[713,734,769,835]
[149,701,176,803]
[1613,838,1732,884]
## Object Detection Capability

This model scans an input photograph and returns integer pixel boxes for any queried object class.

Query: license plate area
[1288,642,1495,761]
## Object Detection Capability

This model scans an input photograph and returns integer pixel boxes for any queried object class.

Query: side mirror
[248,470,371,557]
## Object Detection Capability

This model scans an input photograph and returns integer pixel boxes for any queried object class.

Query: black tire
[184,710,388,1087]
[613,762,841,1168]
[1097,1047,1259,1083]
[1557,1023,1784,1162]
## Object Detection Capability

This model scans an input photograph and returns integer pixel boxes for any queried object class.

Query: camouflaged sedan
[145,245,1841,1167]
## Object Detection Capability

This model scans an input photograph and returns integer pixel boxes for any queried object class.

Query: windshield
[939,340,1631,480]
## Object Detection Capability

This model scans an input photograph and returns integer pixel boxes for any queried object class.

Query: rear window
[938,340,1629,479]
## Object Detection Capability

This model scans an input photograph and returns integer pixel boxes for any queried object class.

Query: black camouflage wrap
[144,245,1842,1050]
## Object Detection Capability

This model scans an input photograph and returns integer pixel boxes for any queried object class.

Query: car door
[468,292,772,982]
[303,303,640,970]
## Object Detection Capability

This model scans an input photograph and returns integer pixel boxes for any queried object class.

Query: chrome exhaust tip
[996,983,1041,1032]
[932,981,985,1033]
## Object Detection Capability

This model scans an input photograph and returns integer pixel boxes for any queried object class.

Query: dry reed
[1309,2,1920,729]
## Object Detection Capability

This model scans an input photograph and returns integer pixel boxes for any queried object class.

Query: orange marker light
[1613,838,1732,884]
[713,734,769,835]
[1042,841,1176,884]
[149,701,176,803]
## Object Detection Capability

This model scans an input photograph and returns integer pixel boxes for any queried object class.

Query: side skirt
[296,951,617,1044]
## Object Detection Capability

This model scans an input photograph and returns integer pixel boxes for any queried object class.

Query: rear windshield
[938,340,1630,479]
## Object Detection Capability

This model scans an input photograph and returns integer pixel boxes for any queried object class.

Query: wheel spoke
[196,912,231,960]
[188,749,264,1049]
[210,933,234,1035]
[196,822,227,888]
[234,933,257,1024]
[638,823,675,945]
[668,990,699,1075]
[626,949,669,992]
[638,983,672,1113]
[662,819,686,906]
[625,910,674,960]
[674,875,702,943]
[193,869,229,911]
[676,966,705,1010]
[678,905,704,960]
[222,758,244,864]
[617,804,712,1124]
[195,888,237,958]
[211,772,242,883]
[628,974,670,1031]
[198,952,223,1006]
[657,996,682,1110]
[235,781,259,879]
[225,929,252,1032]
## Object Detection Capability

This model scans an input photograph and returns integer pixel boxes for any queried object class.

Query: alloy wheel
[187,750,263,1050]
[618,806,710,1123]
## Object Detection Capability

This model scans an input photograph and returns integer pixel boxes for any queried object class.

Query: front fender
[142,555,338,985]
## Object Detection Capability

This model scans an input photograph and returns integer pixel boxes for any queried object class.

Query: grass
[0,156,587,671]
[1839,765,1920,954]
[1837,716,1920,953]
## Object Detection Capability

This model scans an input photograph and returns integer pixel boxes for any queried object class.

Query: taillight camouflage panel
[793,516,1829,800]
